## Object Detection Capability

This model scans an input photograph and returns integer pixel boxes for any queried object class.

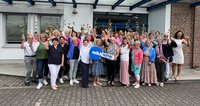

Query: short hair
[83,39,88,42]
[52,37,59,42]
[134,40,141,45]
[155,31,160,35]
[40,33,48,41]
[59,36,65,40]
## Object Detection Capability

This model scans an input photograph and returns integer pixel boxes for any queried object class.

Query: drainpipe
[191,6,195,68]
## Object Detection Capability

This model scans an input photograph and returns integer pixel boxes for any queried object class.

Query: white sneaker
[70,79,73,85]
[160,83,164,87]
[134,84,140,89]
[73,79,79,84]
[156,82,160,86]
[148,84,151,86]
[132,82,137,86]
[142,83,146,86]
[59,78,64,84]
[43,79,48,85]
[63,76,69,80]
[36,83,43,90]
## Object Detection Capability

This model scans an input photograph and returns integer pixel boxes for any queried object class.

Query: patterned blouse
[106,43,118,56]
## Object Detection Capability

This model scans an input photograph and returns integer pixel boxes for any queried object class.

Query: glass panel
[93,12,148,34]
[6,14,28,44]
[40,15,61,33]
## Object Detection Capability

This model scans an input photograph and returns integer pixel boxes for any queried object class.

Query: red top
[131,46,143,65]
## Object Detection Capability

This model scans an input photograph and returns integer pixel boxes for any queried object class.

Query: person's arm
[114,48,120,60]
[20,35,25,49]
[44,42,49,50]
[149,48,156,64]
[183,37,190,47]
[61,54,64,67]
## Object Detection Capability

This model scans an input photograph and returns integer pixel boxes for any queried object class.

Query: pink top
[77,38,81,45]
[65,37,69,41]
[115,37,122,46]
[131,46,143,65]
[32,38,38,43]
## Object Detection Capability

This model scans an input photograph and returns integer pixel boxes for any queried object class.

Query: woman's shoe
[93,83,98,87]
[156,82,160,86]
[132,82,137,86]
[175,76,179,81]
[134,84,140,89]
[51,86,57,91]
[142,83,146,86]
[160,83,164,87]
[96,82,103,86]
[107,81,111,86]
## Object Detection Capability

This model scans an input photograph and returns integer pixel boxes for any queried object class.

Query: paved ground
[0,75,200,106]
[1,63,200,80]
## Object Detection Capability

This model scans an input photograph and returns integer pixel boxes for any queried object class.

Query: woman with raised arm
[106,37,119,86]
[47,38,64,90]
[171,30,190,81]
[35,34,49,90]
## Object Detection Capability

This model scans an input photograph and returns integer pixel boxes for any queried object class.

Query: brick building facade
[171,3,200,68]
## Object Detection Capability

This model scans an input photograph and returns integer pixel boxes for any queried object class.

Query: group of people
[20,28,190,90]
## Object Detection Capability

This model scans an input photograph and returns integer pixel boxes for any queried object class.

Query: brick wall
[193,6,200,68]
[170,3,193,67]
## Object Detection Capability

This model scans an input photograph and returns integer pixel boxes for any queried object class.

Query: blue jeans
[37,59,49,83]
[69,59,79,79]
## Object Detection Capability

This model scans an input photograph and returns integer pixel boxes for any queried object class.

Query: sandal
[51,86,57,91]
[96,82,103,86]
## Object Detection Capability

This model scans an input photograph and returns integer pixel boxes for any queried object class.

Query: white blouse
[120,45,130,61]
[79,45,91,64]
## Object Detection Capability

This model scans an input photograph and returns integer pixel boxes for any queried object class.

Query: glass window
[6,14,28,44]
[40,15,61,33]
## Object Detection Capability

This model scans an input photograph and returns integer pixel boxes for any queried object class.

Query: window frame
[39,14,62,34]
[5,13,28,45]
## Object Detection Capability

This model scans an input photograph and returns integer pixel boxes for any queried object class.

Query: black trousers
[106,59,117,82]
[58,60,70,78]
[155,62,166,82]
[80,61,89,88]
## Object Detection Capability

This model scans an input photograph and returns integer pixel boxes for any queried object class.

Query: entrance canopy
[2,0,200,11]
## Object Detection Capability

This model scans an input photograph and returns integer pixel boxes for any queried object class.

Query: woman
[148,32,157,48]
[114,32,122,47]
[155,37,168,87]
[47,38,64,90]
[106,37,119,86]
[162,33,177,81]
[79,39,91,88]
[141,40,157,86]
[155,31,161,40]
[119,37,130,86]
[67,37,80,85]
[92,39,105,87]
[36,34,49,89]
[140,33,147,50]
[172,30,190,80]
[71,31,81,45]
[131,41,143,88]
[58,36,69,84]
